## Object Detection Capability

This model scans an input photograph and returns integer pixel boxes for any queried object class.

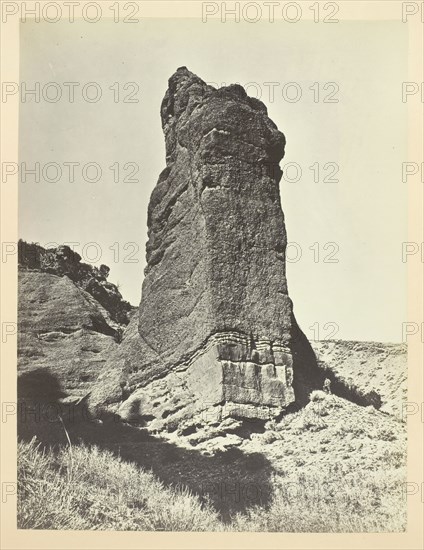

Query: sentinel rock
[92,68,316,422]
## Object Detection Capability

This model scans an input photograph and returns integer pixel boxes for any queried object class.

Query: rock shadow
[17,368,275,523]
[289,315,322,410]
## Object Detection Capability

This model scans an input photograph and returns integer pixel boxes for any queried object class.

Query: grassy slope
[18,439,221,531]
[18,392,406,532]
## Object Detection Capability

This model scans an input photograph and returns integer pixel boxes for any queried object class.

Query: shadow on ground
[18,368,274,522]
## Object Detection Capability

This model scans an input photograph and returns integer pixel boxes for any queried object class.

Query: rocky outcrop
[91,68,316,421]
[18,240,133,325]
[18,242,135,397]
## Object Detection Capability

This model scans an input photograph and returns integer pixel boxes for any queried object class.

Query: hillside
[312,340,407,419]
[18,241,135,398]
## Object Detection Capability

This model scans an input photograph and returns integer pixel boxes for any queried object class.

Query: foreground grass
[18,436,406,531]
[18,438,222,531]
[230,468,406,532]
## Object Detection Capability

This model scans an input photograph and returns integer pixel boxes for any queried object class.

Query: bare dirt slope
[312,340,407,418]
[18,269,121,398]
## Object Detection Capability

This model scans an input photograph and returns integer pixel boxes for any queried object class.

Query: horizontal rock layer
[185,332,295,412]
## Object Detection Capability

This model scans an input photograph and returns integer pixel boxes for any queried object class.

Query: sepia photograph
[1,1,423,548]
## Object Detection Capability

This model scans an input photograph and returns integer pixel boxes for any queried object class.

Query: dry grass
[18,403,406,534]
[230,468,405,532]
[18,438,222,531]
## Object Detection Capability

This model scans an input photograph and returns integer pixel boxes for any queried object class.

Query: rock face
[92,67,316,421]
[18,242,134,398]
[18,241,133,325]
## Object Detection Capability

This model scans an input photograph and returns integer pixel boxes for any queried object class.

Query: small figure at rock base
[323,378,332,394]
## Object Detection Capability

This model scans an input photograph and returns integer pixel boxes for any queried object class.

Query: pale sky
[19,18,408,342]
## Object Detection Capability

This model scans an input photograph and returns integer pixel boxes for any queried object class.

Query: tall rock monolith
[91,67,317,421]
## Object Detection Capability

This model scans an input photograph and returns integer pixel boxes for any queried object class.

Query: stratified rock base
[186,333,294,414]
[118,331,295,429]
